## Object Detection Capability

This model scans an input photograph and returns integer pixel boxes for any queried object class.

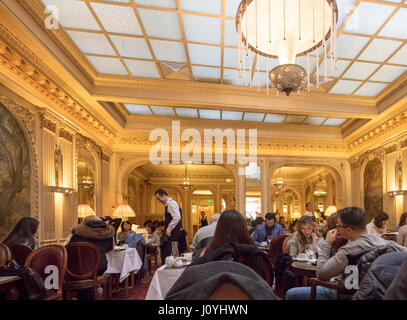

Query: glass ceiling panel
[134,0,177,9]
[199,109,221,120]
[91,2,142,35]
[125,104,152,115]
[388,44,407,65]
[369,65,407,82]
[191,66,221,83]
[183,14,222,45]
[175,108,198,118]
[243,113,265,122]
[138,9,183,40]
[124,59,160,78]
[222,110,243,121]
[342,62,381,80]
[304,117,327,126]
[225,0,242,18]
[188,44,221,66]
[42,0,101,31]
[150,106,175,116]
[323,118,347,127]
[87,56,128,75]
[343,2,395,36]
[354,83,388,97]
[264,114,285,123]
[330,80,362,95]
[358,39,403,62]
[285,115,307,124]
[67,31,115,56]
[336,34,370,60]
[149,39,187,63]
[180,0,221,15]
[110,35,152,59]
[379,8,407,39]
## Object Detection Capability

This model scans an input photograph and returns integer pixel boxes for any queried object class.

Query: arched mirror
[77,161,95,211]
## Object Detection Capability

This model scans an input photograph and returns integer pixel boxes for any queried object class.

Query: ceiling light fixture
[236,0,338,96]
[179,164,194,189]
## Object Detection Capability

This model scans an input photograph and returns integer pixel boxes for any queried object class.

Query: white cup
[181,252,193,262]
[165,256,175,268]
[297,253,308,260]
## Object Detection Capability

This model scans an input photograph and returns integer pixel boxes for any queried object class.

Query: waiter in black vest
[154,189,183,263]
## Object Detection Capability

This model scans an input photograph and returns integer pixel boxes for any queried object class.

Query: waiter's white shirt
[304,210,314,217]
[165,197,181,234]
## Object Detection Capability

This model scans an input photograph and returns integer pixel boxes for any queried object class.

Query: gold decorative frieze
[385,145,397,154]
[59,128,73,142]
[102,153,110,162]
[40,114,57,133]
[0,32,115,142]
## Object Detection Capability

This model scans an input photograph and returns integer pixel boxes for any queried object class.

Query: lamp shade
[325,205,337,217]
[113,204,136,219]
[78,204,95,218]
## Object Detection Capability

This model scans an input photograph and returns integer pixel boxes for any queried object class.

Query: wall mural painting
[0,103,30,241]
[364,158,383,223]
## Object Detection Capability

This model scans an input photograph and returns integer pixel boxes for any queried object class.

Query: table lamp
[113,204,136,221]
[78,204,95,218]
[324,205,337,217]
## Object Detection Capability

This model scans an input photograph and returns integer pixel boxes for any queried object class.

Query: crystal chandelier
[179,164,194,190]
[236,0,338,96]
[273,168,286,188]
[79,166,94,189]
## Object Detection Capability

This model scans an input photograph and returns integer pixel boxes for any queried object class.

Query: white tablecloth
[105,248,142,283]
[145,265,185,300]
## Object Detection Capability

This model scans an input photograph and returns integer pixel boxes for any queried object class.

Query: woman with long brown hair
[197,210,254,258]
[289,216,321,258]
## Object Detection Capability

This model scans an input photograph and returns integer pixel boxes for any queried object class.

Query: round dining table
[291,261,317,287]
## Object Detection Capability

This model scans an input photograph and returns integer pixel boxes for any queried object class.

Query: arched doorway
[124,163,235,242]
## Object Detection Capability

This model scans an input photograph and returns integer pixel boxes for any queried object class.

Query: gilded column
[260,159,270,216]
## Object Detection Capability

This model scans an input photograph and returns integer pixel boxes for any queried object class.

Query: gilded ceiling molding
[0,95,40,222]
[347,110,407,153]
[0,28,115,141]
[39,114,57,133]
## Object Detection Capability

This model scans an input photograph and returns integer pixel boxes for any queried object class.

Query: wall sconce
[48,186,76,194]
[388,190,407,197]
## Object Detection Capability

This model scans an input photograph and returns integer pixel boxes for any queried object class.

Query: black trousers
[160,227,182,263]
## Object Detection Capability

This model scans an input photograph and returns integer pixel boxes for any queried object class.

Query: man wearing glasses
[286,207,407,300]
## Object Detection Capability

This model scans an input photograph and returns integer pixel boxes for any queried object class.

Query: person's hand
[326,229,338,243]
[166,230,171,237]
[311,232,318,241]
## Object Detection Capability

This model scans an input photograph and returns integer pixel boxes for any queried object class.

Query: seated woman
[145,223,160,254]
[394,212,407,232]
[196,209,255,259]
[117,221,135,245]
[68,215,115,276]
[366,211,389,235]
[289,216,321,258]
[3,217,39,250]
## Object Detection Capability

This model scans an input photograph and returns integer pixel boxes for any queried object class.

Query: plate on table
[113,246,126,251]
[295,257,310,262]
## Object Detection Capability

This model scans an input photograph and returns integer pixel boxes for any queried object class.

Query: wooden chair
[236,252,274,287]
[308,278,338,300]
[146,249,159,275]
[25,245,67,300]
[7,243,33,267]
[0,244,11,267]
[268,235,289,264]
[282,234,293,254]
[209,282,252,300]
[63,242,110,300]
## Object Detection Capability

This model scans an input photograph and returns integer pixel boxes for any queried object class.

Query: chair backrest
[25,245,67,294]
[65,242,100,282]
[236,252,274,287]
[268,235,289,261]
[7,243,33,267]
[0,244,11,267]
[208,282,251,300]
[282,234,293,254]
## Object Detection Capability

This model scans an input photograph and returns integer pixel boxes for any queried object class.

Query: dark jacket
[191,241,273,284]
[336,245,404,299]
[353,251,407,300]
[69,221,115,275]
[165,260,277,300]
[384,258,407,300]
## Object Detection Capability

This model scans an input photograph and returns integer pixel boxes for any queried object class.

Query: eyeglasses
[336,224,353,229]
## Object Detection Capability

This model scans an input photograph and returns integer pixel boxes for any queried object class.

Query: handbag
[0,259,47,300]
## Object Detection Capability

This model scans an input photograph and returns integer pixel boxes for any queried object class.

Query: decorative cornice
[385,145,397,155]
[0,25,115,141]
[40,114,57,133]
[59,128,73,142]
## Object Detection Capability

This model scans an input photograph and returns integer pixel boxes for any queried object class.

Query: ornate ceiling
[1,0,407,157]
